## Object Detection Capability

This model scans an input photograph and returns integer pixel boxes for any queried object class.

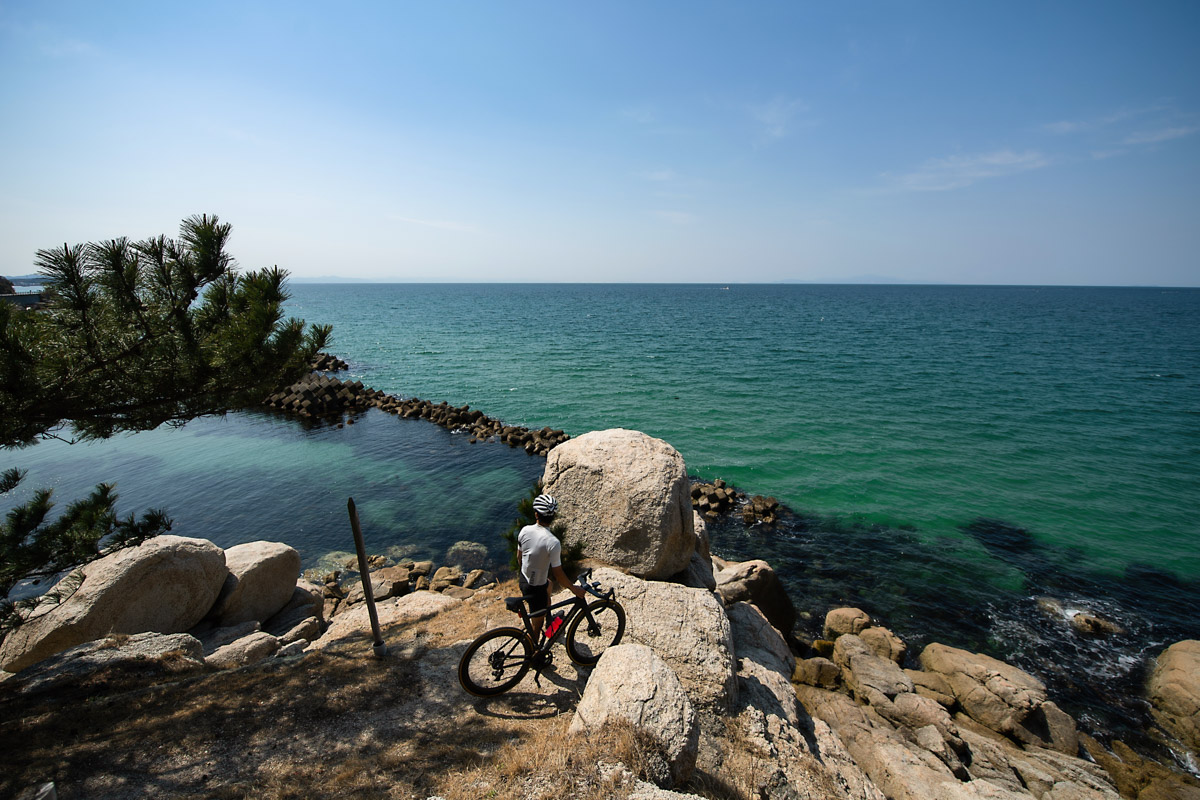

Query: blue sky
[2,1,1197,285]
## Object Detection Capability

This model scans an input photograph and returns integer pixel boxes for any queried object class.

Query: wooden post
[347,497,387,657]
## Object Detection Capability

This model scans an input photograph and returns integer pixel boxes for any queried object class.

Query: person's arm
[552,564,586,601]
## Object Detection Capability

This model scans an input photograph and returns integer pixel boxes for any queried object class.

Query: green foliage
[0,469,172,639]
[0,214,329,646]
[0,276,14,294]
[503,481,584,573]
[0,213,331,447]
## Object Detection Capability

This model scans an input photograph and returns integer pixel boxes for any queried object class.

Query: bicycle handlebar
[574,567,613,600]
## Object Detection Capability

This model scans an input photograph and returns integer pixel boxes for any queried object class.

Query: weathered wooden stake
[347,497,387,657]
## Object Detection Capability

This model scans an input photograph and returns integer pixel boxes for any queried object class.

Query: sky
[1,1,1198,285]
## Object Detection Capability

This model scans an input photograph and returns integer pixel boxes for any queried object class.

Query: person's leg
[521,576,550,638]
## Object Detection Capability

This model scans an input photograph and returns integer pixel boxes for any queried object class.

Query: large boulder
[592,567,737,708]
[713,556,796,636]
[825,607,873,639]
[726,601,794,678]
[209,541,301,626]
[542,429,694,578]
[0,536,227,673]
[570,643,699,788]
[1147,639,1200,754]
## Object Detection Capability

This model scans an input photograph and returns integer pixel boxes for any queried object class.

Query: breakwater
[265,371,570,457]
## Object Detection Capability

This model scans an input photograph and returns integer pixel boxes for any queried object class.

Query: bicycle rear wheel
[458,627,533,696]
[566,600,625,666]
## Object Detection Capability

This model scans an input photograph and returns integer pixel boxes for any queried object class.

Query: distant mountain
[289,275,375,283]
[3,274,44,286]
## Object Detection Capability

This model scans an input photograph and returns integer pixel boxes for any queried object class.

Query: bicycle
[457,567,626,696]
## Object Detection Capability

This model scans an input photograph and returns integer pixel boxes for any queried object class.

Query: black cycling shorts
[519,575,550,616]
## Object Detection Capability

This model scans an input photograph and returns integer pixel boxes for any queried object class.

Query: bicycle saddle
[504,595,547,615]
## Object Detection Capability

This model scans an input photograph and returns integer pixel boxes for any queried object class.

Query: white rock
[593,567,737,708]
[0,536,227,673]
[209,541,301,626]
[309,591,462,649]
[207,631,280,669]
[542,429,695,578]
[570,643,699,788]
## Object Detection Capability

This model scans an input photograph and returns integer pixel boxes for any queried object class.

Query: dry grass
[0,582,748,800]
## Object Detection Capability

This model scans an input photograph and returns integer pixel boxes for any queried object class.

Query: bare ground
[0,582,736,800]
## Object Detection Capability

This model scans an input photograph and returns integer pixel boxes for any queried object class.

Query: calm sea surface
[6,283,1200,742]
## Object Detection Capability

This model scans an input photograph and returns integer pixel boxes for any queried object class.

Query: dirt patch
[1,583,733,799]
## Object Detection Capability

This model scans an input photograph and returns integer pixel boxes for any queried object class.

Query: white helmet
[532,494,558,517]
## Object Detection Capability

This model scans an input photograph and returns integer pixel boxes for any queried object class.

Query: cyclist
[517,493,586,638]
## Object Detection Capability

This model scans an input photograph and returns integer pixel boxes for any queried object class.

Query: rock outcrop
[796,612,1122,800]
[0,536,227,673]
[209,541,302,627]
[919,642,1078,755]
[713,556,796,636]
[592,567,737,709]
[1147,639,1200,754]
[542,429,695,579]
[571,643,699,788]
[4,632,206,695]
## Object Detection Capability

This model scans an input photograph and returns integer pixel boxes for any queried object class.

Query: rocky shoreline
[268,358,1195,753]
[4,360,1197,799]
[2,427,1198,800]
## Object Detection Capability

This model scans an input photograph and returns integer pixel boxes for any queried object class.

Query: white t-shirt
[517,523,562,586]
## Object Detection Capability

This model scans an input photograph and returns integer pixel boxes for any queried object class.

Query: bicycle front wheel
[566,600,625,666]
[458,627,533,696]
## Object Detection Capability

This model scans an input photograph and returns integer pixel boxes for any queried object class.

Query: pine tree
[0,214,331,641]
[0,213,331,447]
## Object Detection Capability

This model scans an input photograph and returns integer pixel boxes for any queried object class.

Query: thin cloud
[389,215,477,233]
[883,150,1051,192]
[1123,126,1199,145]
[750,96,811,140]
[1042,104,1169,135]
[621,106,657,125]
[650,210,695,226]
[640,169,678,182]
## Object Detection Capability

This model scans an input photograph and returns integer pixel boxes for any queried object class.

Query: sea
[6,283,1199,752]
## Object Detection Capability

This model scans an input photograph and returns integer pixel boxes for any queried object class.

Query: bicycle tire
[458,627,533,696]
[565,600,625,666]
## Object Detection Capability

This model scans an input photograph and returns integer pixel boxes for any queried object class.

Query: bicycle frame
[510,569,613,658]
[458,566,625,696]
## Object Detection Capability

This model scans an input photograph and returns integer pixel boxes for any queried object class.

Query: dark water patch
[707,505,1200,752]
[963,517,1036,558]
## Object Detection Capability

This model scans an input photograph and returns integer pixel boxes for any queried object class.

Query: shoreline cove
[263,365,1197,771]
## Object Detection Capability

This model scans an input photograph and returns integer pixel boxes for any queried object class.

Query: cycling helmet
[532,493,558,517]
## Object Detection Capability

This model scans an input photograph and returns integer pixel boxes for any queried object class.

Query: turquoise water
[5,282,1199,740]
[289,283,1200,583]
